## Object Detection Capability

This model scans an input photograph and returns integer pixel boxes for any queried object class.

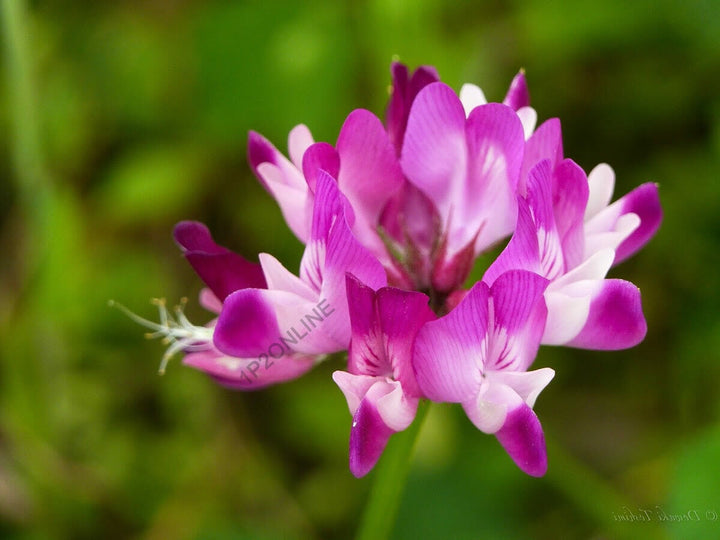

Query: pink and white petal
[487,368,555,409]
[525,160,564,279]
[490,270,549,335]
[400,82,468,222]
[550,248,614,289]
[568,279,647,350]
[495,404,548,477]
[332,371,379,416]
[503,71,530,111]
[412,282,489,403]
[462,380,521,433]
[542,284,594,345]
[520,118,563,195]
[488,271,548,371]
[367,378,419,432]
[337,109,404,224]
[288,124,314,170]
[552,159,589,271]
[214,288,335,357]
[184,350,315,391]
[516,106,537,140]
[585,163,615,220]
[376,287,434,395]
[584,213,640,258]
[256,162,311,243]
[302,142,340,193]
[612,183,662,264]
[174,221,266,300]
[348,397,396,478]
[482,198,541,287]
[259,253,318,301]
[459,83,487,117]
[464,103,526,252]
[199,288,223,314]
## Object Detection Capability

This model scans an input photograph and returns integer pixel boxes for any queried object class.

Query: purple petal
[520,118,563,195]
[488,270,548,372]
[375,286,434,395]
[174,221,266,300]
[464,103,526,252]
[348,397,395,478]
[386,62,440,154]
[613,183,663,264]
[400,82,467,225]
[568,279,647,350]
[524,160,564,279]
[552,159,589,271]
[248,130,312,242]
[336,109,404,247]
[503,70,530,111]
[482,197,541,286]
[495,404,548,477]
[413,282,489,402]
[183,349,315,390]
[213,288,282,357]
[302,142,340,193]
[345,274,386,377]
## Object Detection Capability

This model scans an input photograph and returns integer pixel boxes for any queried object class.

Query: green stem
[355,399,431,540]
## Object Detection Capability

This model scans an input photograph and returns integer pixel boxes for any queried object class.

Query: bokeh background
[1,0,719,539]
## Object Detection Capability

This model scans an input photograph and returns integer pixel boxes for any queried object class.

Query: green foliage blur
[1,1,718,539]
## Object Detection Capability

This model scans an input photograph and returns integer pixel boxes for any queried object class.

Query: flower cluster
[133,62,661,478]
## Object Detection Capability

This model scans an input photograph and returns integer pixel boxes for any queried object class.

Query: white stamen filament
[109,298,214,375]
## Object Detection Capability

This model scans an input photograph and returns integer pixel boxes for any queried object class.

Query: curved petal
[184,350,315,390]
[288,124,314,170]
[465,103,526,252]
[459,83,487,116]
[503,71,530,111]
[302,142,340,193]
[520,118,563,195]
[348,397,395,478]
[337,109,404,249]
[552,159,589,271]
[585,163,615,220]
[174,221,266,300]
[386,62,440,154]
[249,131,311,242]
[516,106,537,140]
[400,82,467,225]
[613,183,663,264]
[333,371,378,415]
[568,279,647,350]
[488,368,555,409]
[495,404,548,477]
[413,282,489,402]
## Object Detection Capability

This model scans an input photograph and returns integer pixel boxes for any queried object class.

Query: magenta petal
[348,397,395,478]
[413,282,489,402]
[386,62,440,154]
[400,82,467,218]
[495,405,548,477]
[552,160,589,271]
[524,160,564,279]
[464,103,526,251]
[213,288,282,357]
[302,142,340,193]
[247,130,278,175]
[568,279,647,350]
[482,198,541,286]
[174,221,266,300]
[183,350,315,391]
[520,118,563,194]
[613,183,663,264]
[503,71,530,111]
[337,109,404,239]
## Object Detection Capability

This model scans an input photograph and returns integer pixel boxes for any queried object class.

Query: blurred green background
[1,0,719,539]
